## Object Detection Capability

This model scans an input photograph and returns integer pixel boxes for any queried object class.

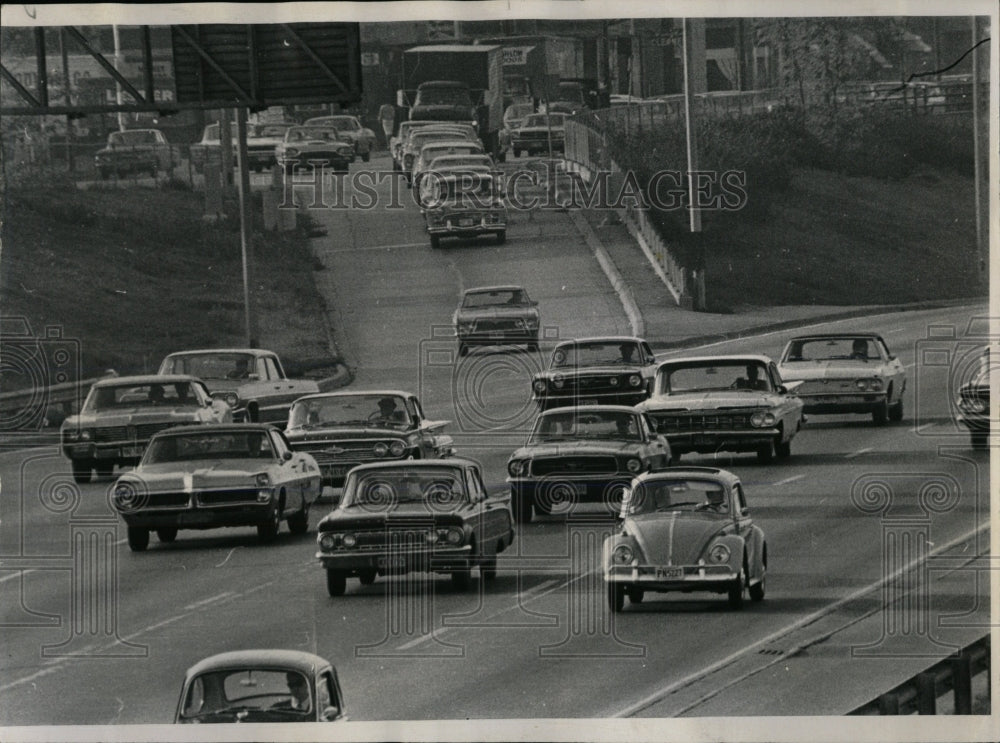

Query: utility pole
[112,25,125,131]
[235,108,256,347]
[59,27,74,172]
[683,18,705,310]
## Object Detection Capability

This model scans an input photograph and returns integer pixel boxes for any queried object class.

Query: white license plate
[459,218,474,227]
[122,446,142,458]
[324,465,348,477]
[377,556,406,569]
[579,398,599,405]
[490,331,504,339]
[655,567,683,580]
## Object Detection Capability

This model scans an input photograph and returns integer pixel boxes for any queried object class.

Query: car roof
[554,336,645,348]
[184,649,333,679]
[463,285,527,294]
[538,404,640,415]
[656,354,774,366]
[92,374,203,387]
[292,390,412,404]
[149,423,279,437]
[632,467,740,486]
[784,333,884,341]
[347,458,480,474]
[420,140,482,153]
[164,348,276,357]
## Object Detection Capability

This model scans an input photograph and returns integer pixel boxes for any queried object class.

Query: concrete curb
[565,207,646,338]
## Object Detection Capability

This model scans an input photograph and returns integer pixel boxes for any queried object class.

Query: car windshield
[657,361,772,394]
[286,127,340,142]
[180,668,311,721]
[783,338,879,362]
[421,145,482,162]
[624,479,729,515]
[84,382,202,411]
[506,103,534,119]
[462,289,530,308]
[343,467,468,507]
[308,117,359,131]
[161,353,256,381]
[529,409,642,443]
[409,132,470,150]
[250,124,291,138]
[551,341,641,368]
[416,86,472,106]
[143,431,275,464]
[523,114,564,127]
[289,394,410,429]
[109,130,159,146]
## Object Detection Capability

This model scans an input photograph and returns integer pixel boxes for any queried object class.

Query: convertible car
[531,336,657,410]
[777,333,906,425]
[506,405,673,523]
[61,374,232,483]
[316,459,515,595]
[637,355,803,463]
[284,390,455,486]
[176,649,346,723]
[604,467,767,611]
[111,424,321,551]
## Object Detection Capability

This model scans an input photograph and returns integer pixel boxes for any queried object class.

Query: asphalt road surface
[0,155,990,725]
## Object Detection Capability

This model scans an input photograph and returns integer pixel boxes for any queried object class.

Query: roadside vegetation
[1,172,334,387]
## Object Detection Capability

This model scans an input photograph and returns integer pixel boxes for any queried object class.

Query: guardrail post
[877,692,900,715]
[952,653,973,714]
[916,671,937,714]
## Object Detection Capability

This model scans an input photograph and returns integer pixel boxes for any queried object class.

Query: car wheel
[872,399,889,426]
[627,586,644,605]
[513,491,533,524]
[94,461,114,479]
[257,505,281,543]
[514,148,522,158]
[71,459,93,484]
[888,397,904,423]
[971,432,988,450]
[749,573,766,602]
[127,526,150,552]
[358,569,377,586]
[775,437,792,459]
[728,566,745,610]
[608,582,625,613]
[156,527,178,543]
[326,569,347,597]
[756,440,775,464]
[286,504,309,535]
[451,564,472,591]
[430,234,441,249]
[361,150,370,163]
[480,552,498,581]
[495,231,506,245]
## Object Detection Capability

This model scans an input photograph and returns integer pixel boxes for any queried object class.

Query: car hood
[455,306,539,321]
[197,379,320,395]
[318,502,470,530]
[637,391,780,412]
[625,512,728,565]
[65,408,202,427]
[410,104,475,121]
[123,460,272,491]
[286,426,412,442]
[536,365,644,380]
[511,440,643,459]
[779,360,888,379]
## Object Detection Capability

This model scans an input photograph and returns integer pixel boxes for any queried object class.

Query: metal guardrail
[849,634,990,715]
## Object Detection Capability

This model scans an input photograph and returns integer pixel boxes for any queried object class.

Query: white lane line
[612,521,991,718]
[325,241,426,253]
[845,447,872,459]
[773,474,804,487]
[183,592,235,611]
[0,666,61,693]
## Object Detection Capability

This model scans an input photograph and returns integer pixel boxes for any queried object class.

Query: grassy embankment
[1,180,333,387]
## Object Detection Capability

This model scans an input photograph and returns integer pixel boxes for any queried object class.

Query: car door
[640,415,670,469]
[732,483,760,580]
[768,362,801,434]
[878,338,906,404]
[268,429,306,510]
[640,342,657,391]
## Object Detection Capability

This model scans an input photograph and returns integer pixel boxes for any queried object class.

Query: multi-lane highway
[0,157,990,725]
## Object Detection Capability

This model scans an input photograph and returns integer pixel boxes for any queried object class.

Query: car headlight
[507,459,527,477]
[612,544,634,564]
[389,441,406,457]
[80,429,93,441]
[750,412,776,428]
[708,543,730,563]
[223,392,240,408]
[532,380,547,394]
[626,458,642,473]
[458,322,474,334]
[63,428,79,442]
[609,377,620,387]
[553,375,565,389]
[373,442,389,457]
[342,533,357,548]
[525,317,539,329]
[628,375,642,387]
[869,379,883,391]
[319,534,339,551]
[426,530,440,544]
[445,528,464,545]
[286,148,299,158]
[112,482,136,507]
[255,473,271,487]
[960,397,987,413]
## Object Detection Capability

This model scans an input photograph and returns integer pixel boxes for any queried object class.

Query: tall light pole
[112,25,125,131]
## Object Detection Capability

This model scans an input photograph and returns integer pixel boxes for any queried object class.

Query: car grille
[146,493,191,509]
[651,413,752,433]
[292,441,400,463]
[531,456,618,476]
[474,318,525,332]
[94,422,179,442]
[794,379,863,394]
[345,528,434,551]
[196,489,259,506]
[557,375,626,392]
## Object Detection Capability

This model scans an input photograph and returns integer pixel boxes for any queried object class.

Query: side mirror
[321,706,341,721]
[282,450,294,462]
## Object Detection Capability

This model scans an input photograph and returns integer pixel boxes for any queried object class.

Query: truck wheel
[72,459,93,484]
[326,569,347,596]
[495,231,506,245]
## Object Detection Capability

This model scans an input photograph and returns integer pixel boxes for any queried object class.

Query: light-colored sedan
[304,115,377,162]
[412,139,486,190]
[777,333,906,425]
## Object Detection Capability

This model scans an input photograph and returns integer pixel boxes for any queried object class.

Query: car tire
[358,569,377,586]
[430,234,441,250]
[749,573,765,602]
[286,504,309,535]
[127,526,150,552]
[480,552,498,581]
[627,587,644,605]
[326,569,347,597]
[775,437,792,459]
[514,491,533,524]
[156,527,178,543]
[95,461,114,479]
[872,400,889,426]
[971,432,988,450]
[756,440,775,464]
[451,564,472,591]
[71,459,93,484]
[257,505,281,543]
[514,148,522,158]
[888,397,904,423]
[608,581,625,613]
[495,231,506,245]
[361,150,370,163]
[728,566,745,610]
